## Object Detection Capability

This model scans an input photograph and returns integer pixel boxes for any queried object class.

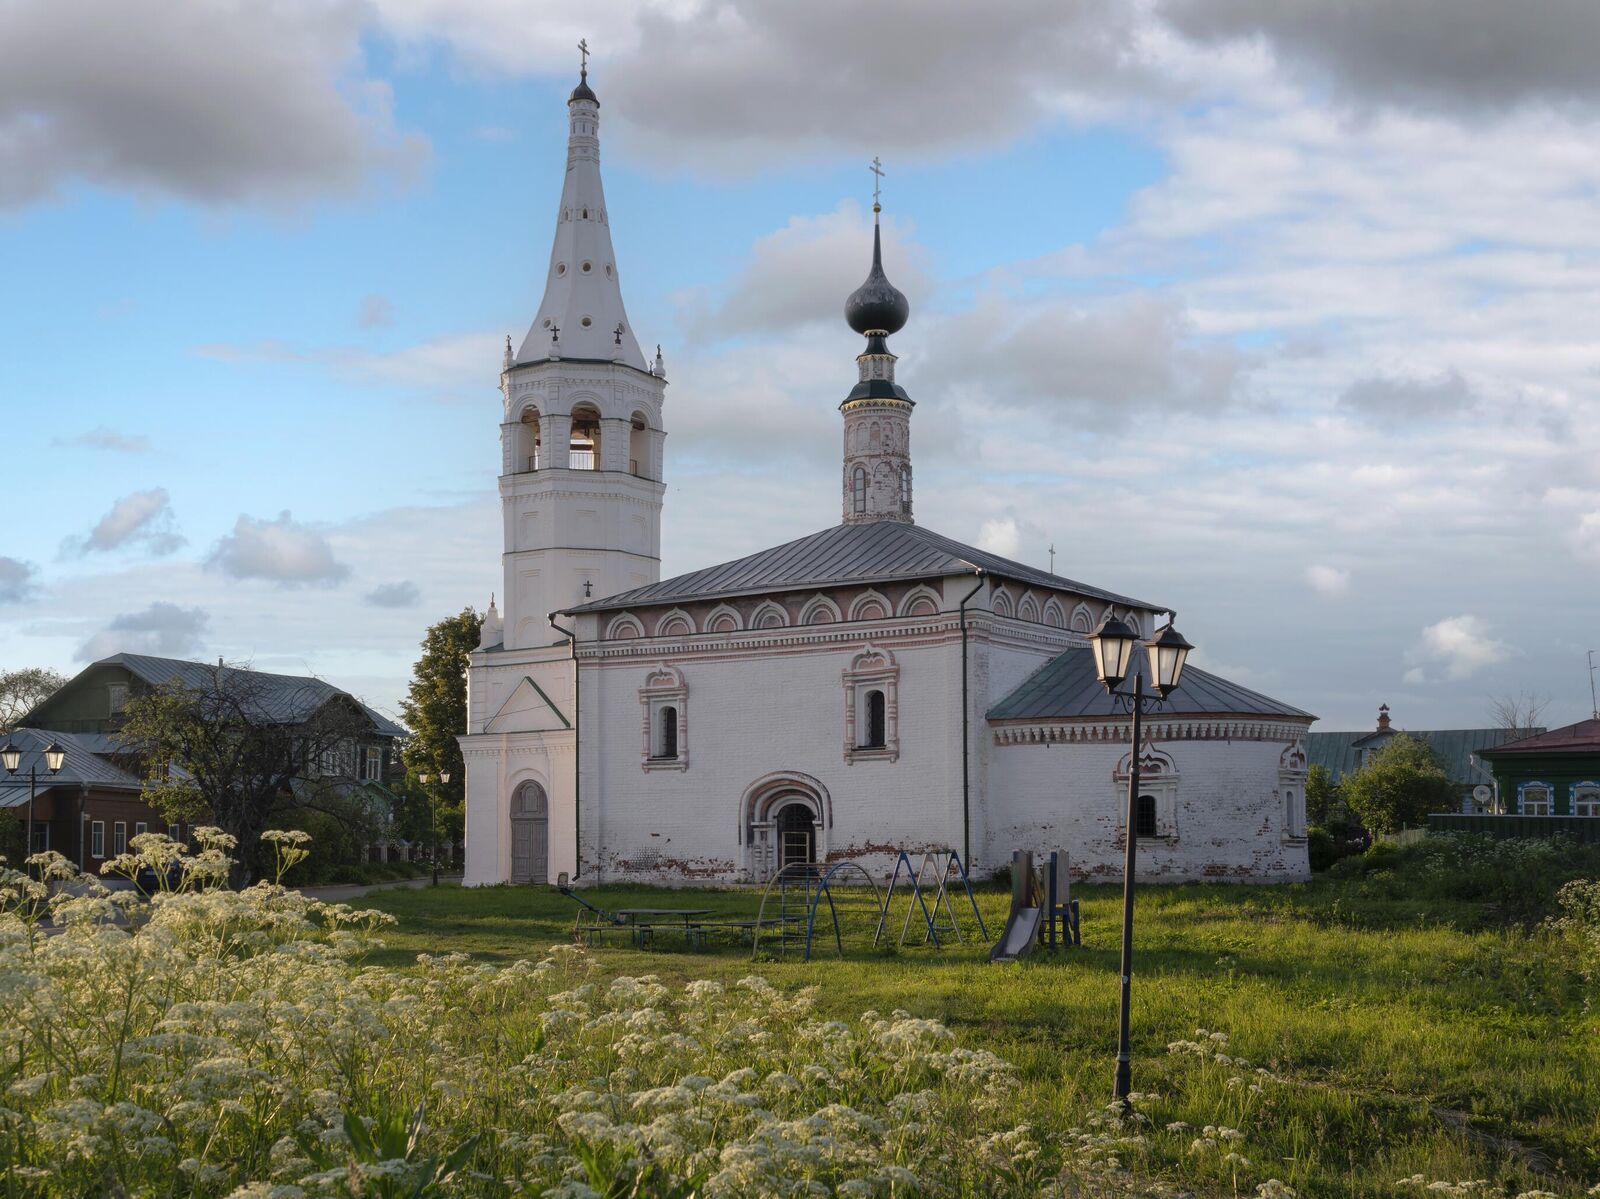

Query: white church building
[460,65,1315,888]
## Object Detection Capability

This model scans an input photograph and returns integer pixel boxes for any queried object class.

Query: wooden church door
[511,782,549,884]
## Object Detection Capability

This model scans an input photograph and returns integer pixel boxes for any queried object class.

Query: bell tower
[840,182,914,525]
[495,59,668,650]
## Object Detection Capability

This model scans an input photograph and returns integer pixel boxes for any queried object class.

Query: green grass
[358,848,1600,1197]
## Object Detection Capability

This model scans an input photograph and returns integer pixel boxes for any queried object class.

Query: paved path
[297,874,463,902]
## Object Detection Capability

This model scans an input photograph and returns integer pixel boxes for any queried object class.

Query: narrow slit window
[863,689,886,749]
[655,706,679,760]
[1136,794,1158,839]
[852,466,867,514]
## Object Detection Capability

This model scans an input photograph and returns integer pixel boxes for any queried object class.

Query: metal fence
[1427,813,1600,842]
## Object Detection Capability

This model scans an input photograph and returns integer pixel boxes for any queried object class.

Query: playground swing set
[555,845,1082,962]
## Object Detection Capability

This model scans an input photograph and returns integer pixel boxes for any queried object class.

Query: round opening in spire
[845,223,909,337]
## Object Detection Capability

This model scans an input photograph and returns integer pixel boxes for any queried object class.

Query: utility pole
[1589,650,1598,719]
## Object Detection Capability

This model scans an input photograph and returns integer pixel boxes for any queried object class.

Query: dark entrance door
[775,801,815,871]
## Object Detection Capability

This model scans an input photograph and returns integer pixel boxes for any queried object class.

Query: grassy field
[358,840,1600,1197]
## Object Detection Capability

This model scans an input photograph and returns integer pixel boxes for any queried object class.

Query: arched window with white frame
[639,666,688,771]
[852,466,867,514]
[844,647,899,762]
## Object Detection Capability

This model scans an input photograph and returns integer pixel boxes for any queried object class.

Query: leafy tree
[1305,763,1341,828]
[116,662,376,884]
[0,667,67,732]
[399,608,481,851]
[1342,733,1458,834]
[0,809,24,865]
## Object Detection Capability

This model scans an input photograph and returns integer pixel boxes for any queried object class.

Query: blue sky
[4,1,1599,732]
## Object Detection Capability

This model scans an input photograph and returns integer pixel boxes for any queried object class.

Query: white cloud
[977,518,1022,560]
[1575,512,1600,565]
[68,488,184,556]
[1407,615,1512,682]
[368,0,1178,170]
[1304,564,1349,597]
[922,291,1244,426]
[0,557,37,604]
[53,427,150,453]
[364,580,421,608]
[687,203,930,340]
[1338,369,1476,422]
[76,601,208,662]
[208,511,350,587]
[0,0,425,209]
[1162,0,1600,114]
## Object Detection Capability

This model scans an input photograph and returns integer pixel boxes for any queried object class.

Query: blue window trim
[1571,780,1600,815]
[1515,780,1554,814]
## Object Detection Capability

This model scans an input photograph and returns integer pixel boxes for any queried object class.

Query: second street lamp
[418,771,450,886]
[1090,611,1193,1107]
[2,736,66,870]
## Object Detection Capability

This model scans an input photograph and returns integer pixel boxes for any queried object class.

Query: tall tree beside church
[0,667,67,732]
[399,609,482,840]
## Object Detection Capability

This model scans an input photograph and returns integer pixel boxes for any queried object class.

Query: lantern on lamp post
[1090,611,1192,1106]
[2,736,66,871]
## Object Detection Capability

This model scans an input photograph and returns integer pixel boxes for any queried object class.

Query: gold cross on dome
[578,38,590,72]
[869,156,885,205]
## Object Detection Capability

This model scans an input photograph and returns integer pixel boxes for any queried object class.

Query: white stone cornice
[990,717,1314,746]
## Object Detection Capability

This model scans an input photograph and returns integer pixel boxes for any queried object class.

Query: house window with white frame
[843,647,899,762]
[114,821,127,855]
[91,820,105,858]
[30,824,48,853]
[1573,783,1600,817]
[1520,783,1552,816]
[362,746,383,781]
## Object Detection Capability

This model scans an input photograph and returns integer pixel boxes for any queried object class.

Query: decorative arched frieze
[751,600,788,630]
[1279,742,1308,774]
[842,645,900,763]
[898,585,941,618]
[705,604,743,633]
[1017,594,1040,624]
[1068,602,1094,634]
[1042,598,1066,628]
[639,664,688,771]
[655,608,695,637]
[799,594,843,626]
[991,587,1014,619]
[605,613,644,641]
[848,590,891,622]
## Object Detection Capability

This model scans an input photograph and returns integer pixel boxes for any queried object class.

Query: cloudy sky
[4,0,1598,730]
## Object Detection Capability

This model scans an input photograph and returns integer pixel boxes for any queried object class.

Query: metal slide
[988,850,1043,963]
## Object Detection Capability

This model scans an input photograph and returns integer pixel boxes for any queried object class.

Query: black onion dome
[569,68,599,105]
[845,221,909,336]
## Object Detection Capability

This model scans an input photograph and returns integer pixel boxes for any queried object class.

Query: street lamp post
[1089,613,1193,1106]
[418,770,451,886]
[1,736,66,870]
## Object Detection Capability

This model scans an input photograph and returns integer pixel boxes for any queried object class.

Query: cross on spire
[869,156,885,211]
[578,37,590,74]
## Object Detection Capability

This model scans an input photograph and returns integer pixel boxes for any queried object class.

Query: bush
[1326,833,1600,924]
[1306,826,1336,873]
[1341,734,1457,834]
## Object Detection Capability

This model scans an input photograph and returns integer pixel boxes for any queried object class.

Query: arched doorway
[775,801,815,871]
[510,781,548,884]
[740,772,831,882]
